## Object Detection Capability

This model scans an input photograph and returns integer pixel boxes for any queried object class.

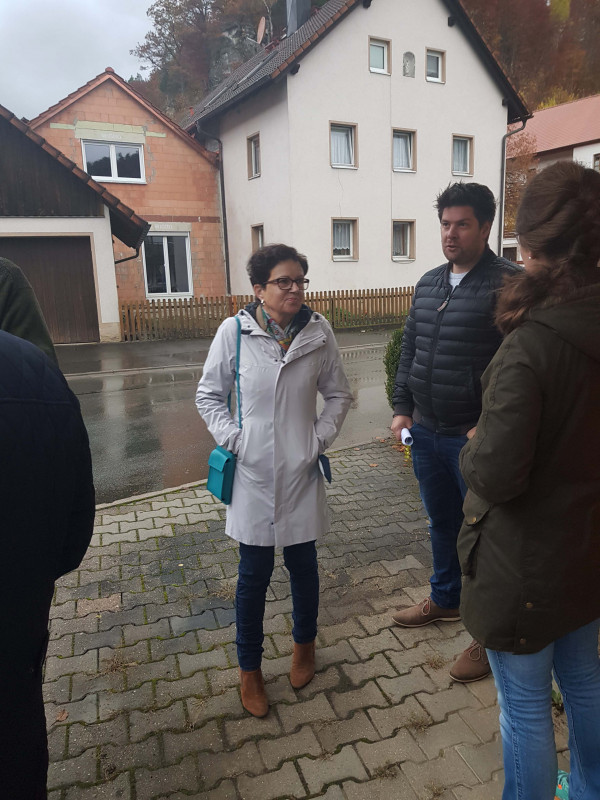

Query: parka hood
[529,284,600,363]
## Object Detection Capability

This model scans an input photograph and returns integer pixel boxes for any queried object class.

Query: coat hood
[529,284,600,363]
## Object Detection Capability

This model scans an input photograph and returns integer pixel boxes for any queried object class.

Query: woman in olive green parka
[457,162,600,800]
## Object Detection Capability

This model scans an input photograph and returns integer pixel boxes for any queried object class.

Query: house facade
[185,0,528,293]
[503,94,600,262]
[0,105,148,343]
[30,69,226,306]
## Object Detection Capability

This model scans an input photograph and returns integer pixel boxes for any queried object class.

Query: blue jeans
[410,423,467,609]
[236,540,319,671]
[488,619,600,800]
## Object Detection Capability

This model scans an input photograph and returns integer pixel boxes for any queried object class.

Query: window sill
[147,293,194,300]
[392,168,416,174]
[332,256,358,261]
[392,257,415,262]
[92,177,146,184]
[425,78,445,84]
[369,68,390,75]
[331,164,358,170]
[452,171,473,177]
[248,174,261,180]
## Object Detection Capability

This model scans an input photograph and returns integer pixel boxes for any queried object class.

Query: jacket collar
[443,245,497,287]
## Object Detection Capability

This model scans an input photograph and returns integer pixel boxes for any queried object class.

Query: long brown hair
[495,161,600,334]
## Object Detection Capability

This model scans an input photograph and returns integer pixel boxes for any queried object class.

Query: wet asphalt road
[62,333,394,505]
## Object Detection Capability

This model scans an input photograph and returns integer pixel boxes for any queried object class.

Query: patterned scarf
[260,305,298,353]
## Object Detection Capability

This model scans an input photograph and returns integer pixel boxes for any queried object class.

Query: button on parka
[196,308,353,547]
[458,285,600,654]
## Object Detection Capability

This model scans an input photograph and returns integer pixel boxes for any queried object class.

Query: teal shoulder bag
[206,315,242,504]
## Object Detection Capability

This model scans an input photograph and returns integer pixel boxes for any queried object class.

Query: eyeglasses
[264,277,310,291]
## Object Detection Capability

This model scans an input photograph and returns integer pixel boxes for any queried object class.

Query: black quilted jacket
[393,247,521,435]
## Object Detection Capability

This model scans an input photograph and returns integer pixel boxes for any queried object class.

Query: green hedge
[383,324,405,410]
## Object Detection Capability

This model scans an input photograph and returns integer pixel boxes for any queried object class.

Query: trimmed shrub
[384,324,405,409]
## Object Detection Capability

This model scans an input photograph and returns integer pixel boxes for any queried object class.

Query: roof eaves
[442,0,530,123]
[0,104,150,250]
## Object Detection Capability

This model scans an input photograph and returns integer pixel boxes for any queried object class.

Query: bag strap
[234,315,242,428]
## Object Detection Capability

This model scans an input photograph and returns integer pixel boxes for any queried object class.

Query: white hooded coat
[195,309,353,547]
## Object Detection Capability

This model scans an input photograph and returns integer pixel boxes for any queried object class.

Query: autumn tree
[504,130,538,234]
[461,0,600,110]
[131,0,283,116]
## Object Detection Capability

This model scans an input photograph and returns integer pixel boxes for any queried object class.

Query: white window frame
[392,129,416,172]
[392,220,415,261]
[332,218,358,261]
[594,153,600,172]
[82,140,145,183]
[142,232,193,298]
[426,49,445,83]
[369,38,390,74]
[330,123,357,168]
[247,133,261,179]
[251,224,264,251]
[452,135,474,176]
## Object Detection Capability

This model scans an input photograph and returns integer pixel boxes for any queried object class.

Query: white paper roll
[401,427,413,446]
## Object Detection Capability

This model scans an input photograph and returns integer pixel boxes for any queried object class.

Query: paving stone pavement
[45,439,570,799]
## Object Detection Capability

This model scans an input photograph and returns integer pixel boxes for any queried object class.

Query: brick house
[29,68,226,306]
[0,104,148,343]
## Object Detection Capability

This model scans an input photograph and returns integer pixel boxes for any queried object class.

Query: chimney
[287,0,311,35]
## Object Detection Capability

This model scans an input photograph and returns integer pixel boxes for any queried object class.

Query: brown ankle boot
[290,640,316,689]
[239,668,269,717]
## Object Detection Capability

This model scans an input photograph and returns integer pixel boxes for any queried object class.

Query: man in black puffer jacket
[390,183,521,683]
[0,331,95,799]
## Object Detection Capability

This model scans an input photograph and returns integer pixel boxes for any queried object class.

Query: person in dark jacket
[0,257,57,364]
[390,182,521,683]
[0,331,95,800]
[458,161,600,799]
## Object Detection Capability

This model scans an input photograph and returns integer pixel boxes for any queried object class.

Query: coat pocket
[457,491,492,577]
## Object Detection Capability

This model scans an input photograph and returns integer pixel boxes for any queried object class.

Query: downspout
[115,248,141,264]
[196,123,231,295]
[498,116,528,254]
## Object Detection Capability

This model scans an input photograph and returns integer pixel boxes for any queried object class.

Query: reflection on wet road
[70,344,392,504]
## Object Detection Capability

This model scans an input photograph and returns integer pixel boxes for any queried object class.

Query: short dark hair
[246,244,308,286]
[435,182,497,226]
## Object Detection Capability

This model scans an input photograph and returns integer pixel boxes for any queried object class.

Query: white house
[184,0,528,293]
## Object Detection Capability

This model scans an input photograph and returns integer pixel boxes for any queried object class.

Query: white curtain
[331,126,353,165]
[453,138,469,173]
[393,223,409,258]
[393,132,412,170]
[333,221,352,256]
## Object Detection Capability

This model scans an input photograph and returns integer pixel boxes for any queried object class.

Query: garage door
[0,236,100,343]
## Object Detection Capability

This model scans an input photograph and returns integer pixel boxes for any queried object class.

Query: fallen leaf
[369,463,378,467]
[55,709,68,722]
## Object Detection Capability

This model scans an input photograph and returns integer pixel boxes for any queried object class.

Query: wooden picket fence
[120,287,414,341]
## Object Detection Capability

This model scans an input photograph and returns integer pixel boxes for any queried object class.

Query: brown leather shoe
[449,640,491,683]
[239,668,269,717]
[290,640,316,689]
[392,597,461,628]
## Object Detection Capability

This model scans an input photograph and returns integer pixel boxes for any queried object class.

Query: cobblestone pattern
[44,439,569,799]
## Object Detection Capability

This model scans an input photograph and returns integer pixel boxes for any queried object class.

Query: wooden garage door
[0,236,100,343]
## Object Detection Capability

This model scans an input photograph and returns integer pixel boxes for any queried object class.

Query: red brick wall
[35,80,226,303]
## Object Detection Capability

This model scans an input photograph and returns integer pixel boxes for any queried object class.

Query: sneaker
[449,639,491,683]
[555,770,569,799]
[392,597,461,628]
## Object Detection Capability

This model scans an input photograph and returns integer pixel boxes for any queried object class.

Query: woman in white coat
[196,244,352,717]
